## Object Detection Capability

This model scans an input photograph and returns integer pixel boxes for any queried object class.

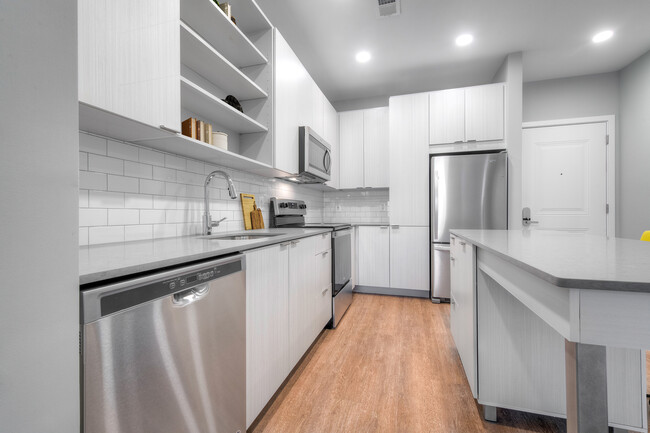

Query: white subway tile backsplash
[125,193,153,209]
[89,191,125,209]
[140,179,166,195]
[152,166,176,182]
[80,136,324,245]
[80,208,107,227]
[164,154,186,170]
[124,161,152,179]
[108,175,139,193]
[79,190,89,208]
[125,225,153,242]
[139,148,165,167]
[140,209,166,224]
[79,227,89,246]
[108,209,140,226]
[80,171,107,190]
[79,133,107,155]
[107,140,139,161]
[88,154,124,175]
[89,226,125,244]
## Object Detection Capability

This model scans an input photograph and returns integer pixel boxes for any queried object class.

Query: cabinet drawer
[314,232,331,254]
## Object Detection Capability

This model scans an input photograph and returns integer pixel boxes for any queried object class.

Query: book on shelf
[197,120,205,142]
[205,123,213,145]
[181,117,196,139]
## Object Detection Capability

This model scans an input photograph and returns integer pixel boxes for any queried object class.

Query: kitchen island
[449,229,650,433]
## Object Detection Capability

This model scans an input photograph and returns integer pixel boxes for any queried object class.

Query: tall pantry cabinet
[388,93,430,294]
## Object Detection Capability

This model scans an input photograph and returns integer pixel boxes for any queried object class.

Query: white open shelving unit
[79,0,279,178]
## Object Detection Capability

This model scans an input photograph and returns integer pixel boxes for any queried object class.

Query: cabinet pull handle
[391,225,400,229]
[321,287,329,295]
[453,140,463,144]
[291,240,299,246]
[280,241,291,247]
[450,256,456,262]
[160,125,181,134]
[459,241,466,246]
[321,251,329,256]
[380,226,389,229]
[467,139,477,142]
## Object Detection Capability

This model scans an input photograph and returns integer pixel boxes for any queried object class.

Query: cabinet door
[288,236,321,369]
[363,107,389,188]
[357,226,390,287]
[449,235,477,397]
[324,101,340,189]
[316,247,333,331]
[339,110,365,189]
[274,30,311,174]
[429,88,465,145]
[78,0,180,130]
[389,226,429,293]
[465,83,504,142]
[245,244,290,428]
[310,79,325,137]
[388,93,430,226]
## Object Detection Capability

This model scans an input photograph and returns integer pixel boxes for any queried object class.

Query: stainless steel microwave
[294,126,331,184]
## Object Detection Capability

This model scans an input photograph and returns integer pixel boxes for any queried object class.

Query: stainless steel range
[270,198,353,328]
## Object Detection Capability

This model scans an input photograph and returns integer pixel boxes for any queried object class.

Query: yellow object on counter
[641,231,650,242]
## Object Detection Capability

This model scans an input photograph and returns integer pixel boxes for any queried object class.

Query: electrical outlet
[335,204,342,211]
[381,203,387,211]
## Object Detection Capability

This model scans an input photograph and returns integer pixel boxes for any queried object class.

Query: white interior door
[522,122,608,235]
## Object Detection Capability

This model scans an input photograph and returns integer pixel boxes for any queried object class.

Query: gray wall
[523,72,620,123]
[0,1,80,432]
[619,50,650,239]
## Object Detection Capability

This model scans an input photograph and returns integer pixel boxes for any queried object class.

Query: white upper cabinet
[465,83,505,142]
[363,107,390,188]
[389,93,430,226]
[429,83,505,145]
[78,0,180,130]
[339,110,365,189]
[429,88,465,145]
[324,100,340,189]
[274,29,335,176]
[338,107,389,189]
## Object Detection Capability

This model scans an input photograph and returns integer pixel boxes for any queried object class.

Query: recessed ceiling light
[592,30,614,43]
[455,34,474,47]
[356,51,371,63]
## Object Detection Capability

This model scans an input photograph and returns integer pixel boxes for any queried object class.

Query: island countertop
[450,229,650,292]
[79,228,331,286]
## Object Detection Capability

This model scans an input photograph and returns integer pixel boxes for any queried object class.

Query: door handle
[172,284,210,307]
[522,207,539,226]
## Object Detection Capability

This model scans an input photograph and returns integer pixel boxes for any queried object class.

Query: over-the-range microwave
[286,126,331,184]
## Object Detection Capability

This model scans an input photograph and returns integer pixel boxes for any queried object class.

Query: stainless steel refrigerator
[430,151,508,300]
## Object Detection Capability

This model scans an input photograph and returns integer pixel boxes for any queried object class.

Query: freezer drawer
[432,244,451,299]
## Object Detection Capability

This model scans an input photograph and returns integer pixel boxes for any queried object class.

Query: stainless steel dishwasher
[81,254,246,433]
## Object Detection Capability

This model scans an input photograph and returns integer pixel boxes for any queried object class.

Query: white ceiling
[256,0,650,104]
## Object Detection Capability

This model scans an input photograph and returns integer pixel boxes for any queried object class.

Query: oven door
[299,126,331,181]
[332,228,351,296]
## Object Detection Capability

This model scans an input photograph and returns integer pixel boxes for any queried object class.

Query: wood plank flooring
[250,293,570,433]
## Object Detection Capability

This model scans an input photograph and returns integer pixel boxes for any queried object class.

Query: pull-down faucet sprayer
[204,170,237,235]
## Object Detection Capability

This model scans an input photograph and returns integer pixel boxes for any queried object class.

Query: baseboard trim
[354,285,430,299]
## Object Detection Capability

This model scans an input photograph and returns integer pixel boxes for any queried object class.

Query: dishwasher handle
[81,254,245,324]
[172,283,210,307]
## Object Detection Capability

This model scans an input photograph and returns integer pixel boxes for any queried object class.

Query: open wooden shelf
[225,0,272,35]
[181,76,268,134]
[180,23,267,101]
[180,0,268,68]
[133,133,287,178]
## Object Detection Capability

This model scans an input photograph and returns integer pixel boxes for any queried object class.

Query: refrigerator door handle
[432,244,451,251]
[433,170,439,241]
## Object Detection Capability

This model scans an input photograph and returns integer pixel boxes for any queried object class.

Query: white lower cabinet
[245,243,290,428]
[357,226,390,287]
[449,235,477,397]
[389,226,429,293]
[246,234,331,428]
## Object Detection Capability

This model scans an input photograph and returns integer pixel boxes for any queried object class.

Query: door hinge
[606,203,610,214]
[606,135,609,145]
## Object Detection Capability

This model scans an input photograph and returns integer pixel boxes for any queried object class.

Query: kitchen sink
[198,233,284,241]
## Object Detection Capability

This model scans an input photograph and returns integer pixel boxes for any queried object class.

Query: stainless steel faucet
[204,170,237,235]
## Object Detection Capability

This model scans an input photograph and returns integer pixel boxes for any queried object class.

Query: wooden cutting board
[240,193,256,230]
[251,204,264,229]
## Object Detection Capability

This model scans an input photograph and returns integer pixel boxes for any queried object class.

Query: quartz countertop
[450,229,650,292]
[79,228,331,285]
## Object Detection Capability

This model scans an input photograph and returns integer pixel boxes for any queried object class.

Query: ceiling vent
[378,0,400,17]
